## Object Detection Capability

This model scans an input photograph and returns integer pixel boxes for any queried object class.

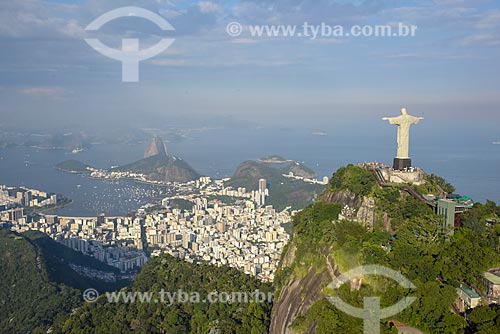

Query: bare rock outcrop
[144,136,168,158]
[319,189,363,208]
[271,252,340,334]
[356,196,376,227]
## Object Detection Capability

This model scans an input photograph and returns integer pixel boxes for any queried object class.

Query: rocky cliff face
[319,188,364,209]
[319,189,376,227]
[271,247,340,334]
[356,196,376,227]
[270,176,379,333]
[144,136,168,158]
[271,269,330,334]
[319,188,363,209]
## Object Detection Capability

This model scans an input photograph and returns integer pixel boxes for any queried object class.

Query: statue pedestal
[393,158,411,170]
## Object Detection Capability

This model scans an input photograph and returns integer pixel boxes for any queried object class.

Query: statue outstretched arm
[382,117,398,124]
[413,116,424,124]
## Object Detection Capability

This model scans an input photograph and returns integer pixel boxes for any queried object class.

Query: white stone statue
[382,108,423,159]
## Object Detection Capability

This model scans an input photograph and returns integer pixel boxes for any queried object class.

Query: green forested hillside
[22,230,129,292]
[0,229,81,334]
[228,160,323,210]
[274,165,500,334]
[1,228,275,334]
[326,164,377,196]
[58,255,273,334]
[55,159,91,173]
[113,155,200,183]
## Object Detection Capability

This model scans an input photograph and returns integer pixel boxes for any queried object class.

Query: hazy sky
[0,0,499,132]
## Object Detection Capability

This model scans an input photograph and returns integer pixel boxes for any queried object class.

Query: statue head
[401,108,408,115]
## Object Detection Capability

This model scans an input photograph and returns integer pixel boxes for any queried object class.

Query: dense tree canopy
[327,164,377,197]
[0,229,81,334]
[276,166,500,334]
[58,255,273,334]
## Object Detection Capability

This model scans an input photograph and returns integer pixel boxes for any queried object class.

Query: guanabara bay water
[0,126,498,216]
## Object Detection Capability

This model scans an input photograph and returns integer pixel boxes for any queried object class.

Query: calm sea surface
[0,126,498,216]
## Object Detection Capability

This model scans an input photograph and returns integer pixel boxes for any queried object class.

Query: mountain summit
[144,136,168,158]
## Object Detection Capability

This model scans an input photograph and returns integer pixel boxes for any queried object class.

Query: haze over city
[1,1,499,334]
[0,0,499,130]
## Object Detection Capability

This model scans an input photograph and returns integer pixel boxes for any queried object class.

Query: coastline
[29,199,74,215]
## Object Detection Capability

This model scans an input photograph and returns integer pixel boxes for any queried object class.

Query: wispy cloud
[0,0,499,118]
[476,9,500,29]
[462,34,500,46]
[227,38,259,44]
[18,86,66,98]
[149,58,187,66]
[0,1,84,39]
[198,1,220,14]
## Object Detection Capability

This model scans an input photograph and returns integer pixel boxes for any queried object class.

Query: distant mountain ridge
[228,158,322,210]
[116,136,200,182]
[56,136,200,183]
[113,155,200,183]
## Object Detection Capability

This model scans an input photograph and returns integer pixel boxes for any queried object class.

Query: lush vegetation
[58,254,273,334]
[56,159,91,173]
[326,164,377,197]
[461,200,500,235]
[276,165,500,334]
[228,160,323,210]
[372,186,435,230]
[278,204,396,334]
[1,229,274,334]
[414,173,456,195]
[466,304,500,333]
[168,198,196,211]
[258,155,290,163]
[279,202,341,280]
[426,173,456,194]
[206,195,239,206]
[0,229,81,333]
[23,230,129,292]
[0,229,135,333]
[112,155,200,182]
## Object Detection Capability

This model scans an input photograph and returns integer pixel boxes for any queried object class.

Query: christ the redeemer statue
[383,108,423,170]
